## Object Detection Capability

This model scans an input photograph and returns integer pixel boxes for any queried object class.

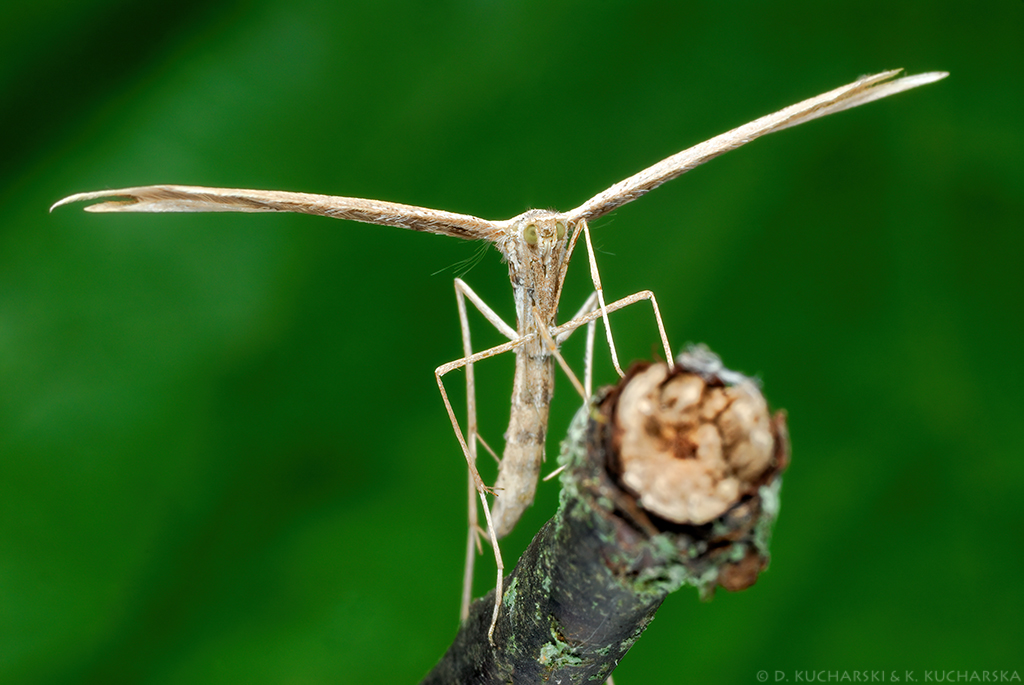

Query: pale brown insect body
[492,211,572,536]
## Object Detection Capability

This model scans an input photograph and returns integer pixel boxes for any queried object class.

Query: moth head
[498,209,577,300]
[511,209,571,255]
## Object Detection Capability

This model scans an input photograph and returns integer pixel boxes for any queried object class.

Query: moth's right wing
[568,69,949,224]
[51,185,500,241]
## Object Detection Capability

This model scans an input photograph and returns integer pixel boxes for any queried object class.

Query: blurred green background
[2,0,1021,682]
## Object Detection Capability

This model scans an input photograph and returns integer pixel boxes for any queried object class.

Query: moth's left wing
[51,185,499,241]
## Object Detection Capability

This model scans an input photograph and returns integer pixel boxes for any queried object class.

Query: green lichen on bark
[539,639,585,669]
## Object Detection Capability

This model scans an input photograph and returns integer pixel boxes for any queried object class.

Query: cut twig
[422,346,790,684]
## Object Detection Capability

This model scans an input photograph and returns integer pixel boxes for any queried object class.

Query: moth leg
[579,219,625,377]
[553,289,674,376]
[438,281,526,643]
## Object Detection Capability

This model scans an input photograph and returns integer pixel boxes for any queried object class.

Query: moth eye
[523,223,538,245]
[555,220,567,240]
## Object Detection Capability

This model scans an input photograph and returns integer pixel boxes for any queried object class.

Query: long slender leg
[436,333,541,644]
[455,277,518,340]
[584,316,596,399]
[455,280,481,623]
[452,278,519,621]
[579,219,625,377]
[560,291,600,398]
[574,220,675,377]
[540,289,673,486]
[553,289,674,363]
[442,280,523,642]
[532,306,587,401]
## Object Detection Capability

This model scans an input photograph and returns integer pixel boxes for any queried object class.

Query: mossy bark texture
[422,347,790,684]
